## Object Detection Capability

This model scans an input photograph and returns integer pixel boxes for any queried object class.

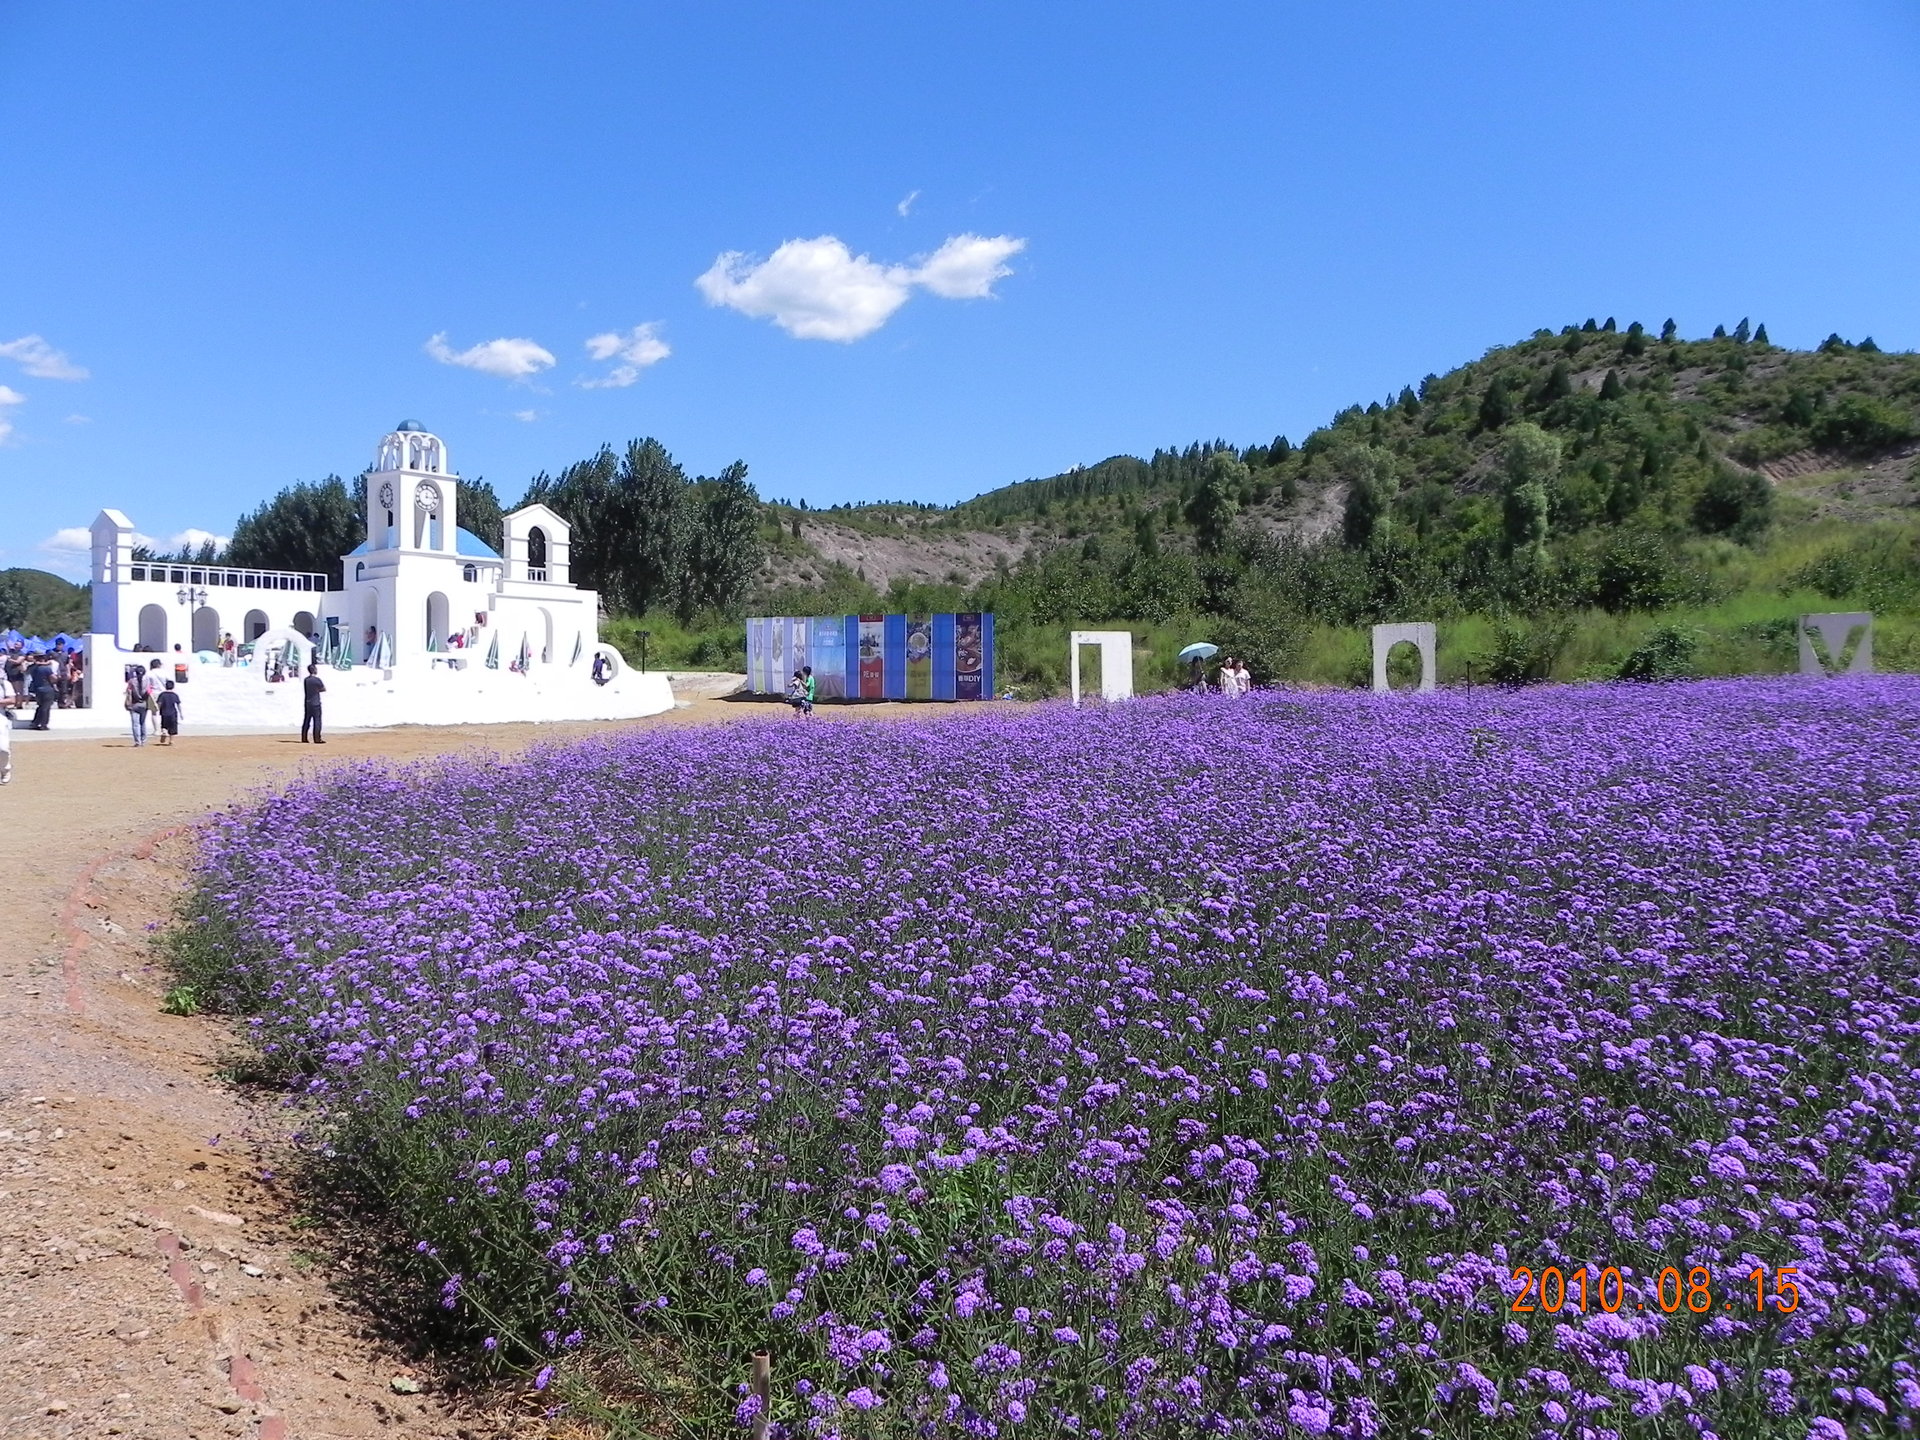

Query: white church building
[79,421,674,729]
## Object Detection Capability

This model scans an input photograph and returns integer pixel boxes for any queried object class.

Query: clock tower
[366,420,459,554]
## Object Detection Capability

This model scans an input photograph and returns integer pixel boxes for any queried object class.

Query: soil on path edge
[0,698,1004,1439]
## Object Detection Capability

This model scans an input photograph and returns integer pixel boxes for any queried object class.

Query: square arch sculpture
[1372,622,1437,693]
[1070,630,1134,706]
[1798,612,1873,677]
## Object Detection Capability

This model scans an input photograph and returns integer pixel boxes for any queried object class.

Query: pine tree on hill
[1477,375,1516,432]
[1753,323,1770,346]
[1600,369,1626,401]
[1734,318,1752,344]
[1661,318,1678,341]
[1713,324,1727,339]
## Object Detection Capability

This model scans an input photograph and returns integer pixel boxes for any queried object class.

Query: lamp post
[636,629,651,673]
[176,585,208,651]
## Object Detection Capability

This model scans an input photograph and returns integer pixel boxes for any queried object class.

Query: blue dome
[345,528,501,560]
[456,528,502,559]
[396,419,429,433]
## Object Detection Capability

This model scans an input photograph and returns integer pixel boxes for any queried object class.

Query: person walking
[802,665,817,715]
[0,688,16,783]
[26,654,56,730]
[300,662,327,743]
[125,665,150,747]
[155,681,182,745]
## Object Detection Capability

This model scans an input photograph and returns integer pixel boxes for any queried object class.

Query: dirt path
[0,696,1003,1439]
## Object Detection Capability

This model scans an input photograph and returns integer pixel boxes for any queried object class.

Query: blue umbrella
[1177,642,1219,663]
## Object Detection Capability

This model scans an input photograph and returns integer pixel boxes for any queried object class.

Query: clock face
[414,482,441,516]
[377,480,395,509]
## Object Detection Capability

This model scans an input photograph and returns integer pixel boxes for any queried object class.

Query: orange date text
[1508,1265,1800,1316]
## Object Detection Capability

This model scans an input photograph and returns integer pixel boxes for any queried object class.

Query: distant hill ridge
[0,568,90,638]
[760,321,1918,593]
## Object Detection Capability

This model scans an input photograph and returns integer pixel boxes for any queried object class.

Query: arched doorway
[243,609,269,641]
[537,606,554,664]
[527,527,548,580]
[426,592,450,650]
[137,604,167,652]
[191,606,221,652]
[292,610,317,641]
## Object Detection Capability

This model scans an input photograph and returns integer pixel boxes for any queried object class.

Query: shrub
[1478,615,1573,685]
[1617,623,1703,681]
[1788,530,1920,610]
[1591,532,1709,613]
[1808,394,1916,454]
[1692,463,1774,542]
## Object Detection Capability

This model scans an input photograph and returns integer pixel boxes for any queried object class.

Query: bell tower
[366,420,459,552]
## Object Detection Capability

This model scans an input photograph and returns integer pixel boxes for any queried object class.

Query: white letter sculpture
[1069,631,1135,707]
[1372,622,1436,693]
[1799,612,1873,677]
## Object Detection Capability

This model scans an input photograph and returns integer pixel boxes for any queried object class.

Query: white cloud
[424,332,556,380]
[897,189,921,217]
[41,524,229,557]
[165,527,230,553]
[0,335,88,381]
[0,384,22,444]
[580,323,671,388]
[513,409,540,423]
[911,233,1027,299]
[695,232,1027,342]
[697,237,914,342]
[64,414,90,425]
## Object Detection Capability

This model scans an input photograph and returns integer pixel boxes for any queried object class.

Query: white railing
[124,563,331,592]
[526,567,547,582]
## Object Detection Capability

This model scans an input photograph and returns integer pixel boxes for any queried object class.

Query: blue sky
[4,1,1918,579]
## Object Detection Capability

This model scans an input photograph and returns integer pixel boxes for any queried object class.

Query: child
[786,670,811,717]
[156,680,183,745]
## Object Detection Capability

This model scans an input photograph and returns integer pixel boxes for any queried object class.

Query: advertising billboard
[746,614,995,701]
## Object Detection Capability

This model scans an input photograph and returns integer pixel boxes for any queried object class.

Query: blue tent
[0,629,22,648]
[51,633,79,648]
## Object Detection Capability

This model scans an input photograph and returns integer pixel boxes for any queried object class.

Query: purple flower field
[186,678,1920,1437]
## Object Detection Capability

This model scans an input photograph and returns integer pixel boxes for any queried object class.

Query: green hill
[0,568,91,638]
[749,319,1919,693]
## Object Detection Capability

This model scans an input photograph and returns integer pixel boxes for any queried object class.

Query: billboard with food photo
[745,614,994,701]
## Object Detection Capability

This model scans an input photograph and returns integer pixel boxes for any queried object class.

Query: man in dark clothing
[27,657,56,730]
[301,663,326,743]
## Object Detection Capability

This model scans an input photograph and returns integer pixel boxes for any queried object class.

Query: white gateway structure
[81,422,674,729]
